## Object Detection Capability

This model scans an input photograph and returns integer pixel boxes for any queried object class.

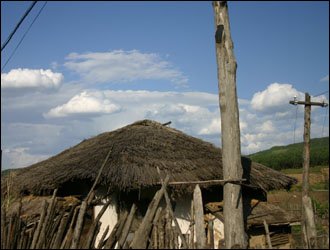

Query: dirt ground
[268,170,329,207]
[286,168,329,186]
[267,171,329,249]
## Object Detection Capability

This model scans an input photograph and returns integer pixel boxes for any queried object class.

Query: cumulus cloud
[1,68,63,93]
[44,90,121,118]
[64,50,188,85]
[2,84,328,170]
[320,75,329,82]
[2,147,50,169]
[250,83,306,118]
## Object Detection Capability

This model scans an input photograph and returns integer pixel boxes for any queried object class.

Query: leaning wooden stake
[193,184,206,249]
[36,189,58,249]
[157,167,189,249]
[51,213,70,249]
[30,200,49,249]
[104,210,128,249]
[70,149,112,249]
[208,218,215,249]
[263,220,272,249]
[130,175,170,249]
[82,198,112,249]
[117,203,137,248]
[189,200,195,249]
[212,1,247,248]
[96,225,109,249]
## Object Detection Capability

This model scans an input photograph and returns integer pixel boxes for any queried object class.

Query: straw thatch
[205,201,300,228]
[8,120,297,196]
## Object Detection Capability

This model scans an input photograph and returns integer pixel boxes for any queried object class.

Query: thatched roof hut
[8,120,297,197]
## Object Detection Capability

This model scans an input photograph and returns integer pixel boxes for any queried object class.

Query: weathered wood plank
[190,200,195,249]
[193,184,206,249]
[30,199,49,249]
[118,203,137,248]
[208,218,215,249]
[104,210,128,249]
[157,178,246,186]
[71,149,112,249]
[96,225,109,249]
[157,167,189,249]
[51,213,69,249]
[130,175,170,249]
[82,198,112,249]
[263,220,272,249]
[61,205,80,249]
[36,189,58,249]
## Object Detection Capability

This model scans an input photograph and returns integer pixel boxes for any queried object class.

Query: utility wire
[1,1,47,72]
[1,1,37,52]
[313,90,329,98]
[322,106,329,137]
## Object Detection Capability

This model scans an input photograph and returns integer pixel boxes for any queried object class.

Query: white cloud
[44,90,121,118]
[1,68,63,92]
[198,118,221,135]
[250,83,305,118]
[64,50,188,85]
[2,147,50,170]
[2,83,328,170]
[320,75,329,82]
[258,120,276,133]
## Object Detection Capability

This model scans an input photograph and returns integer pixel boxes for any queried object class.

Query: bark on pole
[212,1,247,248]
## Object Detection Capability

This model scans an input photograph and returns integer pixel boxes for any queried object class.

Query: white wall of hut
[93,189,225,248]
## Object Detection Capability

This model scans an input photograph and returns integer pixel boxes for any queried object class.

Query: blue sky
[1,1,329,170]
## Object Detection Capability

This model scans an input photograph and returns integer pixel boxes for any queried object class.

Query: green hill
[247,137,329,171]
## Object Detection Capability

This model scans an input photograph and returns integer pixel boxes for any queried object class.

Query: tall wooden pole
[212,1,247,248]
[290,92,328,248]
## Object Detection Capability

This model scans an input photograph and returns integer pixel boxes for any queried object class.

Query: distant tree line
[247,137,329,171]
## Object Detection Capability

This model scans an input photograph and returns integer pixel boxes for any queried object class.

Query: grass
[1,170,18,209]
[280,165,329,174]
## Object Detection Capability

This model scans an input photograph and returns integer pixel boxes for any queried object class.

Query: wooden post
[212,1,247,248]
[51,214,69,249]
[30,200,49,249]
[117,203,137,248]
[103,211,128,249]
[70,149,112,249]
[289,92,328,248]
[302,93,316,249]
[96,225,109,249]
[82,198,112,249]
[158,214,165,249]
[156,167,189,249]
[193,184,206,249]
[208,218,215,249]
[190,200,195,249]
[1,205,6,249]
[130,175,170,249]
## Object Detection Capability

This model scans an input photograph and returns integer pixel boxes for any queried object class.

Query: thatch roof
[8,120,297,196]
[205,201,300,228]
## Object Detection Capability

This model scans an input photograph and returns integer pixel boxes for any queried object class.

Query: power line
[1,1,37,52]
[313,90,329,98]
[322,106,329,137]
[1,1,47,72]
